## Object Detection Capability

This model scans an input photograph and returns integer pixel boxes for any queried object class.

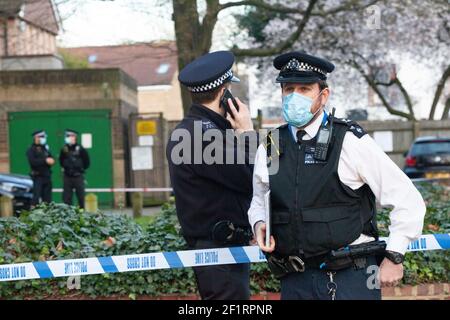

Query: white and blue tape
[0,234,448,282]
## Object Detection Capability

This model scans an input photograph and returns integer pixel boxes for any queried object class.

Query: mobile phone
[220,89,239,118]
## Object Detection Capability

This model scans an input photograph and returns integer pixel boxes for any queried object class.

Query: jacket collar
[188,104,232,131]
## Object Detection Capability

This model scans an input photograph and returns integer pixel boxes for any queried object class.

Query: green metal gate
[8,110,114,207]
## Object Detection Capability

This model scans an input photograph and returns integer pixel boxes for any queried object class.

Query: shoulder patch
[332,117,367,139]
[347,122,367,139]
[202,120,217,131]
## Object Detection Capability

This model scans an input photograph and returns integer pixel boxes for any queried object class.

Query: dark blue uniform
[59,143,90,209]
[167,50,256,300]
[26,143,53,205]
[166,103,254,299]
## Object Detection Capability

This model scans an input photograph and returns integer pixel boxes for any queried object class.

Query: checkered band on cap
[187,69,233,92]
[282,58,326,76]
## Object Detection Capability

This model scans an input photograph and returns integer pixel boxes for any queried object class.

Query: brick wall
[40,283,449,300]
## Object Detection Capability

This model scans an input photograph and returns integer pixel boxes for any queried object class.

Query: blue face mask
[282,91,322,127]
[39,137,47,145]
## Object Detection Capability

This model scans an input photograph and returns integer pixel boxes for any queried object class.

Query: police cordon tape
[0,234,448,282]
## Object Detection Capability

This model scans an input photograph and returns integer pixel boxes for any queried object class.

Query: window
[411,141,450,156]
[156,63,170,74]
[88,54,97,63]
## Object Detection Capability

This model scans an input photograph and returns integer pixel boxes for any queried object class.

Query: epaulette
[332,117,367,139]
[201,120,217,131]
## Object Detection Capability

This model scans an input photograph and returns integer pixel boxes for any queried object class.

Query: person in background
[59,129,90,209]
[27,130,55,206]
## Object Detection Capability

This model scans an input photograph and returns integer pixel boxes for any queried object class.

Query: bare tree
[171,0,382,114]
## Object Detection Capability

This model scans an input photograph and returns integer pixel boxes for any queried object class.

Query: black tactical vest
[268,117,378,258]
[63,145,84,176]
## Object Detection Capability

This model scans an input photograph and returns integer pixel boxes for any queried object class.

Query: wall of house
[0,18,57,57]
[137,72,184,121]
[1,55,63,70]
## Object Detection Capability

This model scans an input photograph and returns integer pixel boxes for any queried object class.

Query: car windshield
[411,141,450,156]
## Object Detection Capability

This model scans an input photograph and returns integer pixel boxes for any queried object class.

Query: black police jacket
[166,104,255,240]
[59,144,90,177]
[26,144,53,178]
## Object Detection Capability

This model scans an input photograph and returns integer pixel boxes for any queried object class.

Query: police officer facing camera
[248,51,426,300]
[166,51,256,300]
[27,130,55,206]
[59,129,90,209]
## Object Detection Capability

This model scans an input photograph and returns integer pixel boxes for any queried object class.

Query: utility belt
[185,220,253,248]
[267,240,387,279]
[30,170,50,178]
[64,170,84,178]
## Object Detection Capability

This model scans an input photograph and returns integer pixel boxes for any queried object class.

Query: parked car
[0,173,33,215]
[403,136,450,179]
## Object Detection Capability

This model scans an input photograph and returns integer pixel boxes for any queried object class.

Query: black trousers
[31,176,52,206]
[280,256,381,300]
[63,175,85,209]
[191,239,250,300]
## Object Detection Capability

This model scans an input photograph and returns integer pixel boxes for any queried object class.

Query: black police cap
[274,51,335,84]
[65,129,79,136]
[31,130,46,137]
[178,50,240,93]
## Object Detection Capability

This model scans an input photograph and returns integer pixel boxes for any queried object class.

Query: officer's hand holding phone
[255,221,275,253]
[224,95,254,134]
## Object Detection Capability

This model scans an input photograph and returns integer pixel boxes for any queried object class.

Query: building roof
[0,0,60,35]
[62,42,178,86]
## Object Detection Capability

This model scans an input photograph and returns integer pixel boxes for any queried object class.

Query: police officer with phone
[248,51,426,300]
[166,51,257,300]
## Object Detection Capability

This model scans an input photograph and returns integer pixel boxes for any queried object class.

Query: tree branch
[219,0,381,17]
[232,0,318,57]
[350,59,416,121]
[429,64,450,120]
[199,0,221,53]
[441,97,450,120]
[374,80,395,86]
[393,76,415,120]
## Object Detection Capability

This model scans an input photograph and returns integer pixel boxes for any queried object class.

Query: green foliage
[0,203,196,299]
[0,183,448,298]
[59,50,90,69]
[377,182,449,285]
[235,7,283,43]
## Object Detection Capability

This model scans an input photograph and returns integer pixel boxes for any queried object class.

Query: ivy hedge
[0,183,448,299]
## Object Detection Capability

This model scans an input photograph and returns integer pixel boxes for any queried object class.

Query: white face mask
[38,137,47,145]
[65,135,76,145]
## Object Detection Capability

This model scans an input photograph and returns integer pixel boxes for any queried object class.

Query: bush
[0,202,196,299]
[377,182,450,284]
[0,182,448,299]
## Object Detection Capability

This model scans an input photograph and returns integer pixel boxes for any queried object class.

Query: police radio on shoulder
[314,107,335,161]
